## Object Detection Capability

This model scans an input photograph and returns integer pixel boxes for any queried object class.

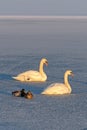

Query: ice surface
[0,18,87,130]
[0,84,87,130]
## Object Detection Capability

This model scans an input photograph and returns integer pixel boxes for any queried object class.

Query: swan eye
[70,71,72,75]
[70,71,74,76]
[45,61,48,65]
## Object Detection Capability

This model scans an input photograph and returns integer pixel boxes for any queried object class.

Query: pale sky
[0,0,87,16]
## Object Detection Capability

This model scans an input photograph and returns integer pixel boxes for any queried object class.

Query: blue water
[0,17,87,130]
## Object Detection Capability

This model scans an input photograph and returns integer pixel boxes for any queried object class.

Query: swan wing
[17,70,43,81]
[42,83,69,95]
[18,70,40,77]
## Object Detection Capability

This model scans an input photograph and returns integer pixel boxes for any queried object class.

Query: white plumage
[41,70,74,95]
[12,58,48,82]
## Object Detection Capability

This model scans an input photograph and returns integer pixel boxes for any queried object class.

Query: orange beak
[45,61,48,66]
[71,73,74,77]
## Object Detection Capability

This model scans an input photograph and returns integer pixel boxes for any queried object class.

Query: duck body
[12,89,26,97]
[21,89,26,97]
[12,90,21,97]
[25,91,33,99]
[12,58,48,82]
[41,70,74,95]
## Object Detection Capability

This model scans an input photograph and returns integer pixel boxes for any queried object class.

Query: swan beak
[45,61,48,66]
[71,73,74,77]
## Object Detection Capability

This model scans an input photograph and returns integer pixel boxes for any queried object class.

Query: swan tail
[12,75,26,81]
[12,76,19,80]
[41,91,47,95]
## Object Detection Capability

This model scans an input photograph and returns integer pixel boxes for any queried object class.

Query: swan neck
[64,73,72,93]
[39,60,47,81]
[39,61,44,74]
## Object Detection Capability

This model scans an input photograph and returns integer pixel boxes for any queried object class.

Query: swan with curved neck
[41,70,74,95]
[12,58,48,82]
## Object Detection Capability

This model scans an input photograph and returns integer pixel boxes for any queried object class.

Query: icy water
[0,17,87,130]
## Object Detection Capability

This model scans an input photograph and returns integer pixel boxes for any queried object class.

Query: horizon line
[0,15,87,19]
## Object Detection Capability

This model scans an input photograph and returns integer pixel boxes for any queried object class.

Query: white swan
[41,70,74,95]
[12,58,48,82]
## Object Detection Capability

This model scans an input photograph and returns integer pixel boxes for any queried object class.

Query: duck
[24,91,33,99]
[21,89,26,97]
[12,58,48,82]
[41,70,74,95]
[12,89,26,97]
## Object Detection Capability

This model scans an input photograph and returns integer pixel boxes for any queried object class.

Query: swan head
[41,58,48,66]
[65,70,74,77]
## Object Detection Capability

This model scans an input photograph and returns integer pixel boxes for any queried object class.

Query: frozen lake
[0,16,87,130]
